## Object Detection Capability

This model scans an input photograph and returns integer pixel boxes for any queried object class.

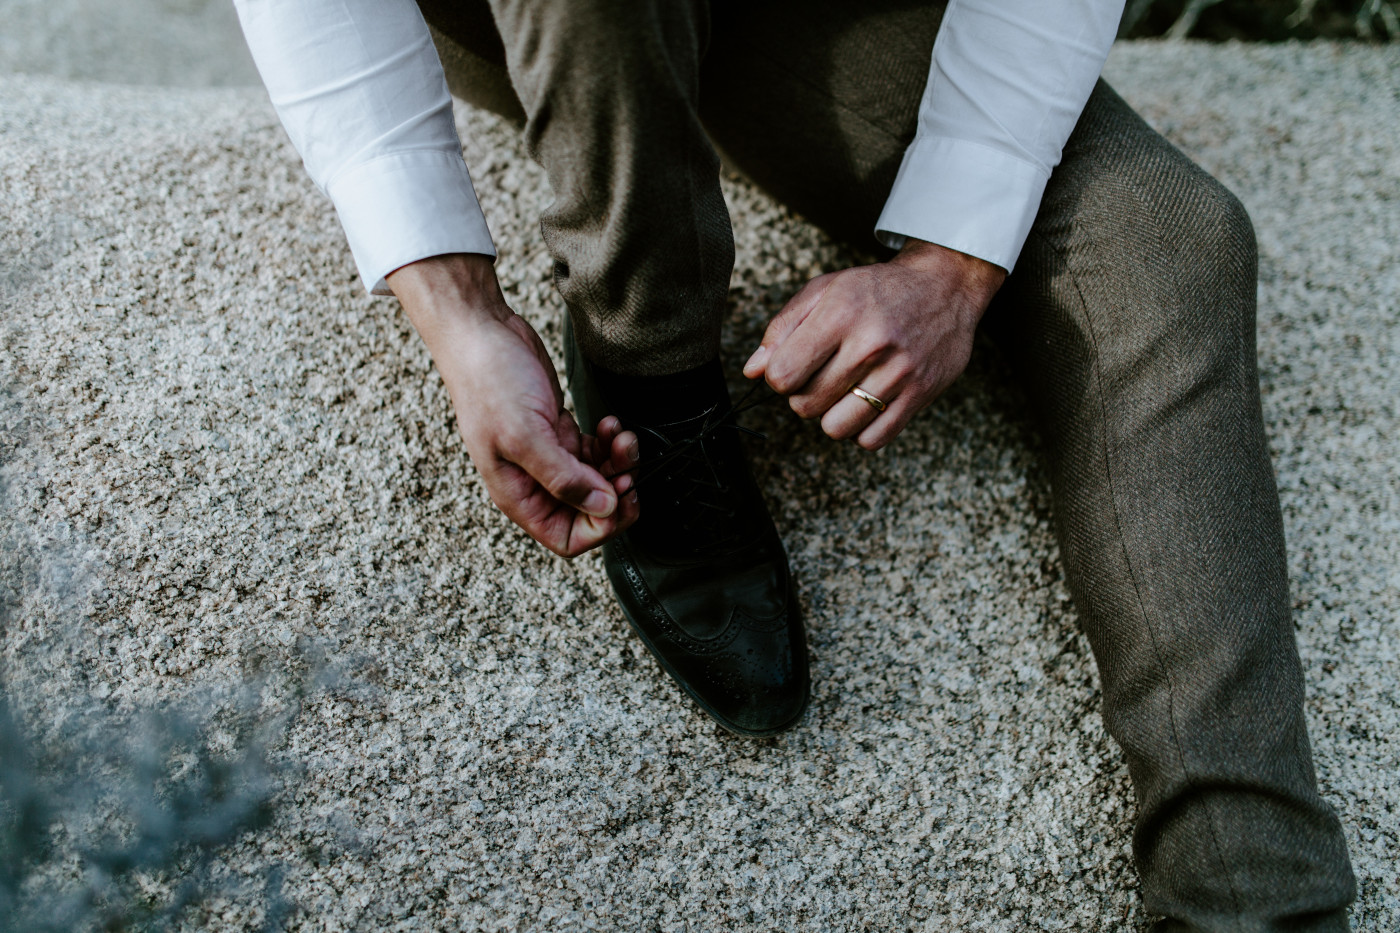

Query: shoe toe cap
[692,613,809,736]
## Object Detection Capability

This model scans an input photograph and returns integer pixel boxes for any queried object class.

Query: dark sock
[588,357,730,426]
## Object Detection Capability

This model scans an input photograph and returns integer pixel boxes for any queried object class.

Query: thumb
[744,274,834,378]
[506,425,617,518]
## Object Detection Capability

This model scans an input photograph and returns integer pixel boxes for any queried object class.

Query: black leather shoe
[564,321,809,736]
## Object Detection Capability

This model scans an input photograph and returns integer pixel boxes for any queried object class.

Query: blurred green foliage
[0,689,291,933]
[0,464,295,933]
[1121,0,1398,40]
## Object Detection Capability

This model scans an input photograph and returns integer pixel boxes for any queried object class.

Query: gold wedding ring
[850,385,886,412]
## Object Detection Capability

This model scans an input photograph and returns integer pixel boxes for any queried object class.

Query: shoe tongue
[588,357,730,429]
[589,359,759,560]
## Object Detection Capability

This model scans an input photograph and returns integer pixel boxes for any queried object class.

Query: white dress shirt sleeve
[875,0,1123,272]
[233,0,495,296]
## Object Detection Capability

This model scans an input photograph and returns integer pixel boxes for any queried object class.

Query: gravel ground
[0,0,257,88]
[1,35,1397,933]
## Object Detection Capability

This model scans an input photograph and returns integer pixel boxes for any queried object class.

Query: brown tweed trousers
[414,0,1356,927]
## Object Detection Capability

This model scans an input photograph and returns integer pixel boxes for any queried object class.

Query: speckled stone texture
[1,39,1396,932]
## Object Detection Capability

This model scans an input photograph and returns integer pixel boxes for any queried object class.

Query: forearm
[387,253,512,385]
[389,253,510,328]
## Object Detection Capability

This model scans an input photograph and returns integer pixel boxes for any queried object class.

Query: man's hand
[743,239,1006,450]
[388,254,639,557]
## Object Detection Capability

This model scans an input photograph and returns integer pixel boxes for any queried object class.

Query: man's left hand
[743,239,1006,450]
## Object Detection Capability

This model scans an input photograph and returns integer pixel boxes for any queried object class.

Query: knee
[1049,155,1263,400]
[1179,170,1258,306]
[1115,159,1260,360]
[1178,173,1259,372]
[1136,168,1263,405]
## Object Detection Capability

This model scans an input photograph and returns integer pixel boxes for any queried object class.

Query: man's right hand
[387,253,639,558]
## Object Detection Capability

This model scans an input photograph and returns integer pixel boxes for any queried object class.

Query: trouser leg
[419,0,731,376]
[416,0,526,127]
[699,1,943,248]
[702,5,1355,928]
[985,81,1355,930]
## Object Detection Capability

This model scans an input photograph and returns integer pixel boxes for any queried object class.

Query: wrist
[890,238,1006,328]
[891,238,1003,281]
[388,253,514,388]
[388,252,512,329]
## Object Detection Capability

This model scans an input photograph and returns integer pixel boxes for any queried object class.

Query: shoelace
[612,380,781,553]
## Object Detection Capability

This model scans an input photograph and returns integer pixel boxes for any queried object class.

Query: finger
[580,414,620,467]
[820,384,888,441]
[559,510,625,556]
[475,458,592,557]
[854,396,917,451]
[556,407,585,461]
[763,284,865,396]
[606,428,640,481]
[503,424,617,518]
[743,273,836,379]
[593,414,622,445]
[820,366,901,441]
[584,419,637,481]
[579,430,602,467]
[785,344,878,421]
[558,429,640,554]
[763,312,843,396]
[614,481,640,528]
[560,484,640,555]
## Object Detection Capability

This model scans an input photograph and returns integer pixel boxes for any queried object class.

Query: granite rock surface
[2,38,1397,932]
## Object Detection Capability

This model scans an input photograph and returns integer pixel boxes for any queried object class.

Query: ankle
[588,357,729,425]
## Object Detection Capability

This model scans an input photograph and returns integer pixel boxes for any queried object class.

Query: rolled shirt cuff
[874,136,1050,274]
[325,148,497,296]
